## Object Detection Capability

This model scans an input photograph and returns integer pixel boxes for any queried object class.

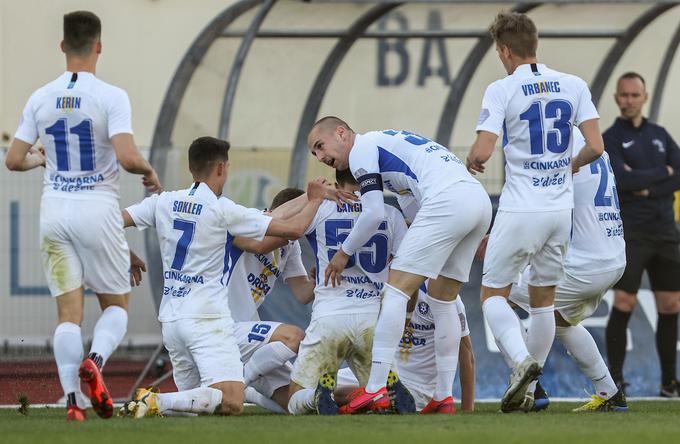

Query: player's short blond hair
[488,12,538,59]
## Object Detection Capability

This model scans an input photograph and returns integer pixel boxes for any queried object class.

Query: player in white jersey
[286,169,410,415]
[4,11,161,422]
[466,12,604,412]
[506,132,628,412]
[335,285,475,413]
[308,116,491,414]
[226,188,316,412]
[120,137,326,418]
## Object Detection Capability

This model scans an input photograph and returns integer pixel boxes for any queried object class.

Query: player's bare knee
[613,291,636,312]
[97,293,130,311]
[655,291,680,314]
[272,324,304,353]
[219,398,243,416]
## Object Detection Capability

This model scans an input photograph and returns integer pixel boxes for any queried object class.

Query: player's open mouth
[325,159,334,167]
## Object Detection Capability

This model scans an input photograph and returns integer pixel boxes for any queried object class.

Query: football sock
[365,284,410,393]
[527,305,555,366]
[605,307,632,383]
[244,342,296,386]
[245,386,286,413]
[54,322,84,397]
[88,353,103,370]
[66,392,77,408]
[287,389,315,415]
[157,387,223,414]
[656,313,678,386]
[89,305,128,368]
[427,294,462,401]
[496,310,528,368]
[483,296,530,365]
[556,324,618,399]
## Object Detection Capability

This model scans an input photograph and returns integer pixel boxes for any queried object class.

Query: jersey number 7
[171,219,196,270]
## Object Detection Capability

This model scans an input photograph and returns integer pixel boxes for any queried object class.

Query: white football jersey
[126,182,272,322]
[227,239,307,322]
[566,132,626,275]
[304,197,407,319]
[15,71,133,201]
[476,63,599,212]
[348,130,478,204]
[396,288,469,394]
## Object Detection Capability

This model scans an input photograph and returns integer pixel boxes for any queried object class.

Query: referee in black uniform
[604,72,680,397]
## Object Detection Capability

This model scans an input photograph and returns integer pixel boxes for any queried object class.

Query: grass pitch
[2,402,679,444]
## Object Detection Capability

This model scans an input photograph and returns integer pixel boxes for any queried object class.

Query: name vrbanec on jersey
[348,130,479,205]
[15,71,135,201]
[126,182,272,322]
[476,63,600,212]
[304,196,407,319]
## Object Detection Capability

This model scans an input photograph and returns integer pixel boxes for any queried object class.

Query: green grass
[2,402,680,444]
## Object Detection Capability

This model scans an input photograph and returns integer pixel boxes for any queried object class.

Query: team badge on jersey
[417,301,429,316]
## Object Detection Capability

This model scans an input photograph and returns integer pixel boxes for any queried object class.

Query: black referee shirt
[603,117,680,235]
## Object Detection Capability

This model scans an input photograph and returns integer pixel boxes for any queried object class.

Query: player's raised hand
[306,177,327,201]
[325,249,349,287]
[142,169,163,193]
[129,250,147,287]
[325,187,359,206]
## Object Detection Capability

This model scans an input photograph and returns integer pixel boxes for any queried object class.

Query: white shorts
[234,321,283,362]
[391,182,492,281]
[40,197,131,296]
[162,317,244,390]
[336,367,431,412]
[509,265,625,325]
[291,313,377,389]
[482,209,571,288]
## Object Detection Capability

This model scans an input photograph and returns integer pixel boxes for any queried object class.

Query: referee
[604,72,680,397]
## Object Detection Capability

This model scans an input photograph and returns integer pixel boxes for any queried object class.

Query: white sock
[54,322,84,397]
[556,324,618,399]
[483,296,530,365]
[157,387,223,414]
[495,310,528,369]
[527,305,555,367]
[89,306,128,367]
[245,386,286,413]
[287,389,315,415]
[244,342,296,386]
[163,410,198,417]
[427,295,461,401]
[365,284,409,393]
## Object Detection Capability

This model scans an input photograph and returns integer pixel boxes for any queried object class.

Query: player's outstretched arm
[233,236,288,255]
[111,133,162,193]
[5,139,45,171]
[573,119,604,173]
[466,131,498,175]
[269,184,358,220]
[286,275,315,305]
[265,179,326,239]
[459,335,475,412]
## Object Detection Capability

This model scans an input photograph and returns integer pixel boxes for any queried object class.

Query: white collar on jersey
[187,182,219,202]
[512,63,547,76]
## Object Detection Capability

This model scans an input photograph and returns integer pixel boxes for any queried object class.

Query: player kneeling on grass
[120,136,326,417]
[225,188,323,413]
[286,169,411,415]
[336,284,475,413]
[487,132,627,413]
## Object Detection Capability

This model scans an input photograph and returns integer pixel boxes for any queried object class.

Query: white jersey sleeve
[475,80,506,136]
[107,88,133,137]
[218,199,272,240]
[574,78,600,126]
[282,240,307,281]
[14,93,39,144]
[126,193,161,229]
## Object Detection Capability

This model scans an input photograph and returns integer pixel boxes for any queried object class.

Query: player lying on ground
[286,168,413,415]
[309,117,491,414]
[120,136,326,418]
[467,12,604,412]
[481,132,627,412]
[5,11,162,421]
[335,284,475,413]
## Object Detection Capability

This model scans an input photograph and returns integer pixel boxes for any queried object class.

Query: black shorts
[614,228,680,293]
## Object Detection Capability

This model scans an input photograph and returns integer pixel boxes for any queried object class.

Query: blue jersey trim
[305,230,320,284]
[377,147,418,181]
[221,233,244,286]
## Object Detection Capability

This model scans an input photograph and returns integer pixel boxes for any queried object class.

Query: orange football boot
[338,387,390,414]
[420,396,456,414]
[79,358,113,419]
[66,405,87,421]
